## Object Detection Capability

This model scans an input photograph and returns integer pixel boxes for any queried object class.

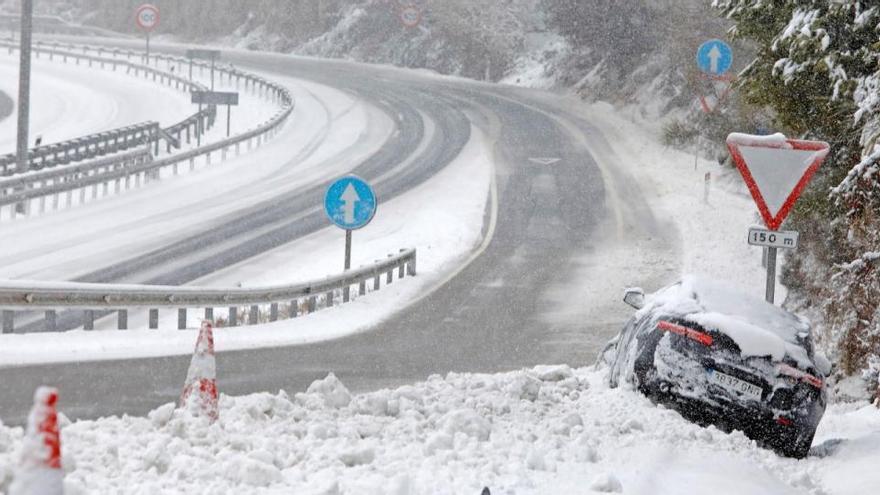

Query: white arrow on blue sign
[324,176,377,230]
[696,39,733,76]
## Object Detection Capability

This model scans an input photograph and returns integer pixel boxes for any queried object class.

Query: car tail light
[658,321,713,346]
[777,363,824,389]
[776,416,793,427]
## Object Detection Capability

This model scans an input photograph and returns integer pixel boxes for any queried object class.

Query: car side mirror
[623,288,645,310]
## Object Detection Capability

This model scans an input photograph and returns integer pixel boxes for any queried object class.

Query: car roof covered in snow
[637,275,813,366]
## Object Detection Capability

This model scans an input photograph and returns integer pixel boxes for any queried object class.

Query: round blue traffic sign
[696,39,733,76]
[324,176,377,230]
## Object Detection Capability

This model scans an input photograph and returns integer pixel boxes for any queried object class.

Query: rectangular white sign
[748,228,799,249]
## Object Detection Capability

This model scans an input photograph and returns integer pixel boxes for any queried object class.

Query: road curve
[0,44,679,423]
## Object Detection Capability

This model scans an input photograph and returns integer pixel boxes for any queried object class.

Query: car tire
[778,424,817,459]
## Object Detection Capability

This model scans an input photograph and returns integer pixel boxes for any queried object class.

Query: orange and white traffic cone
[10,387,63,495]
[180,320,219,421]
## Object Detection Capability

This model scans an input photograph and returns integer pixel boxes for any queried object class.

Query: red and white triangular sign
[726,133,830,231]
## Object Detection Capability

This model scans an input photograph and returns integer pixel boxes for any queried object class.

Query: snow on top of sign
[727,132,792,149]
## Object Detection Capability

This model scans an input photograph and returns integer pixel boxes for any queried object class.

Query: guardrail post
[343,286,350,303]
[399,251,406,279]
[149,309,158,329]
[308,296,317,314]
[45,310,56,332]
[2,311,13,333]
[83,310,94,331]
[408,252,417,276]
[374,269,381,291]
[359,280,366,297]
[117,310,127,330]
[178,308,187,330]
[249,305,258,325]
[289,300,298,318]
[326,291,334,308]
[229,307,238,326]
[269,303,278,322]
[205,307,213,321]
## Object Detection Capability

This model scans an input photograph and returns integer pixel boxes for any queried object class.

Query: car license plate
[709,370,763,401]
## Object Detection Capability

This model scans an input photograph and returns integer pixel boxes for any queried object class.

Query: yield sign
[697,73,734,114]
[726,133,830,230]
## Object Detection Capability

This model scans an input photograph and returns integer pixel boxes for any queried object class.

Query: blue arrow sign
[696,39,733,76]
[324,176,377,230]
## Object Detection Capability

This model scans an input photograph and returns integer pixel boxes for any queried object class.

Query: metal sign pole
[344,230,352,271]
[145,31,150,64]
[14,0,33,216]
[765,247,777,304]
[210,57,215,91]
[226,104,231,137]
[15,0,32,176]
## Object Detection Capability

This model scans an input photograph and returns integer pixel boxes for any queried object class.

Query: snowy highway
[4,5,880,493]
[0,42,677,423]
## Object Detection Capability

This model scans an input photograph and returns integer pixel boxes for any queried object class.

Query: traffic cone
[10,387,64,495]
[180,320,219,421]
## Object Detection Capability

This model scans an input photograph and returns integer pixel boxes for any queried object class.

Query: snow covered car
[602,276,830,458]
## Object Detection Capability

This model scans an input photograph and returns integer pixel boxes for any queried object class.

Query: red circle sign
[135,4,160,32]
[399,5,421,29]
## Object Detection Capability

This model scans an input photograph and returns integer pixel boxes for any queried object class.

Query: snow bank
[0,366,876,494]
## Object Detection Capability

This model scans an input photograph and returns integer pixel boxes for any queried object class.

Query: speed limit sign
[135,4,160,32]
[399,5,421,28]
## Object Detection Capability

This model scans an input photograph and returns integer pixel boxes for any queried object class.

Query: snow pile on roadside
[0,366,877,494]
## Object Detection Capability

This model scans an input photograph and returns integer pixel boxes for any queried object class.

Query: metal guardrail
[0,249,416,333]
[0,41,294,217]
[0,122,159,176]
[0,40,218,175]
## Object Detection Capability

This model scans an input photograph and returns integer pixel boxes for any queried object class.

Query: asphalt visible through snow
[0,44,677,423]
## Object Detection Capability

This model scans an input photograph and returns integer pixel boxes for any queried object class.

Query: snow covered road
[0,41,686,422]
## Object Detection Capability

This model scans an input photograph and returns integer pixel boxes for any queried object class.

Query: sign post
[186,49,222,91]
[324,176,378,272]
[135,4,159,64]
[191,91,239,138]
[726,133,830,303]
[693,39,734,171]
[13,0,32,215]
